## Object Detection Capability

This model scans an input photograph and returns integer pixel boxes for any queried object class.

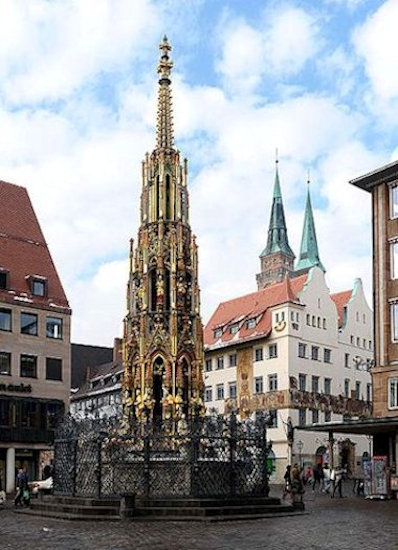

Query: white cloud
[216,6,320,93]
[353,0,398,100]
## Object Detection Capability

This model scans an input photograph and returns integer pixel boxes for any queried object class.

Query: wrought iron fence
[53,412,273,499]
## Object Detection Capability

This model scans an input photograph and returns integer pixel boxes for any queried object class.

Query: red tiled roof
[0,180,70,311]
[204,274,308,348]
[330,290,352,328]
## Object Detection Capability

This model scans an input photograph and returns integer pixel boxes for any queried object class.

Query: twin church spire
[256,160,324,290]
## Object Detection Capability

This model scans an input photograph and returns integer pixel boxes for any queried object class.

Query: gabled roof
[0,180,69,312]
[330,290,352,328]
[204,274,307,349]
[71,360,123,399]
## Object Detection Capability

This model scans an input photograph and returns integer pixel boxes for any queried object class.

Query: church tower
[123,38,204,424]
[295,180,325,275]
[256,160,295,289]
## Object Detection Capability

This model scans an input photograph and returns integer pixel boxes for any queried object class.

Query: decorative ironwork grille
[53,412,273,499]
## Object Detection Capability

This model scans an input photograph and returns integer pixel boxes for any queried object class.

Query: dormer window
[0,268,9,290]
[246,318,256,329]
[229,323,239,334]
[27,275,47,297]
[214,328,223,339]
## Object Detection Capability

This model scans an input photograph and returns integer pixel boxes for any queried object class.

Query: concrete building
[0,181,71,492]
[204,166,372,481]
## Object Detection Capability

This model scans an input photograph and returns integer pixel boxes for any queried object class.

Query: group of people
[283,462,346,500]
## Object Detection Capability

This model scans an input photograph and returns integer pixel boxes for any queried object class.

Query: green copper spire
[260,160,295,258]
[295,180,325,273]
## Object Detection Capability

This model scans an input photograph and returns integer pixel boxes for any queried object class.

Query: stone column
[6,447,15,493]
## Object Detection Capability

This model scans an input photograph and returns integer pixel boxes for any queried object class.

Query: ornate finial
[307,168,311,186]
[156,36,174,149]
[275,147,279,165]
[158,35,173,83]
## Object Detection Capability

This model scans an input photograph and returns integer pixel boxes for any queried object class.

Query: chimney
[113,337,123,363]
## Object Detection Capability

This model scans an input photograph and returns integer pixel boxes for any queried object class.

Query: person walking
[323,464,331,494]
[331,466,344,498]
[14,468,27,507]
[312,463,324,492]
[282,465,291,500]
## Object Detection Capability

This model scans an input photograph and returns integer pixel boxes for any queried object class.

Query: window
[366,383,372,402]
[254,376,263,394]
[355,381,361,399]
[20,354,37,378]
[275,313,279,323]
[268,373,278,391]
[46,358,62,381]
[324,378,331,395]
[21,312,38,336]
[268,344,278,358]
[216,383,224,400]
[312,376,319,393]
[229,354,237,367]
[205,387,213,402]
[317,317,321,328]
[0,269,9,289]
[324,348,332,363]
[356,337,360,347]
[205,359,212,372]
[299,373,306,391]
[32,278,46,296]
[246,318,256,329]
[392,243,398,280]
[229,323,239,334]
[323,318,326,329]
[268,409,278,428]
[0,351,11,375]
[312,409,319,423]
[214,328,222,339]
[389,378,398,408]
[362,338,366,348]
[291,311,294,321]
[254,348,263,362]
[216,356,224,370]
[369,340,372,350]
[299,409,306,427]
[324,410,331,422]
[0,308,11,331]
[229,382,237,399]
[312,316,316,327]
[311,346,319,361]
[390,185,398,218]
[344,379,350,397]
[296,312,299,322]
[306,314,310,325]
[298,343,307,358]
[46,317,63,339]
[345,353,350,368]
[356,312,359,322]
[350,335,354,344]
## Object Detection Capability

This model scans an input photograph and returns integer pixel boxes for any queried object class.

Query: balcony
[0,426,54,443]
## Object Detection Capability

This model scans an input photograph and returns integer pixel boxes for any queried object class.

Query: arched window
[156,175,160,219]
[164,268,171,311]
[153,356,164,423]
[149,269,157,312]
[165,174,171,220]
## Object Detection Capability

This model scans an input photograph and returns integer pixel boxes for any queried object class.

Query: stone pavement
[0,489,397,550]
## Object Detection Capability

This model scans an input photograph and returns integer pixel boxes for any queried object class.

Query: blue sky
[0,0,397,345]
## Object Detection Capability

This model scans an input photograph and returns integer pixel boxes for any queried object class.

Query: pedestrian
[331,466,344,498]
[291,463,304,504]
[282,465,291,500]
[323,463,331,494]
[14,468,27,507]
[312,463,324,492]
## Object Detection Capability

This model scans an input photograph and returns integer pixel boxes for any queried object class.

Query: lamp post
[297,440,304,469]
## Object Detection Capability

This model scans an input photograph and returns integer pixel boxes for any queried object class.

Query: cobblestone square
[0,490,397,550]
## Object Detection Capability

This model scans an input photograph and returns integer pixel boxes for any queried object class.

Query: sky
[0,0,397,346]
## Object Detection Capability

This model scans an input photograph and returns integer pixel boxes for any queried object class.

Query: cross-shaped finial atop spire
[158,35,173,82]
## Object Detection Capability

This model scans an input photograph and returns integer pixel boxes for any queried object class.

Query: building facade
[205,167,372,481]
[122,37,204,424]
[350,161,398,478]
[0,181,71,492]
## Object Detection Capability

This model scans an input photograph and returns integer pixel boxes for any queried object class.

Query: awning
[300,416,398,436]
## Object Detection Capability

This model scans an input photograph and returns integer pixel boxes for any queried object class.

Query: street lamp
[297,440,304,469]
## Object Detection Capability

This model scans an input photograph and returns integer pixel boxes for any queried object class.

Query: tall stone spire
[295,179,325,274]
[123,39,204,426]
[156,36,174,150]
[256,159,295,290]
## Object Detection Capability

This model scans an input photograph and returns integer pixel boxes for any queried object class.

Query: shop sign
[372,455,388,495]
[0,382,32,393]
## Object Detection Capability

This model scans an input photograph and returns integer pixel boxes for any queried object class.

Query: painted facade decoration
[123,38,204,425]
